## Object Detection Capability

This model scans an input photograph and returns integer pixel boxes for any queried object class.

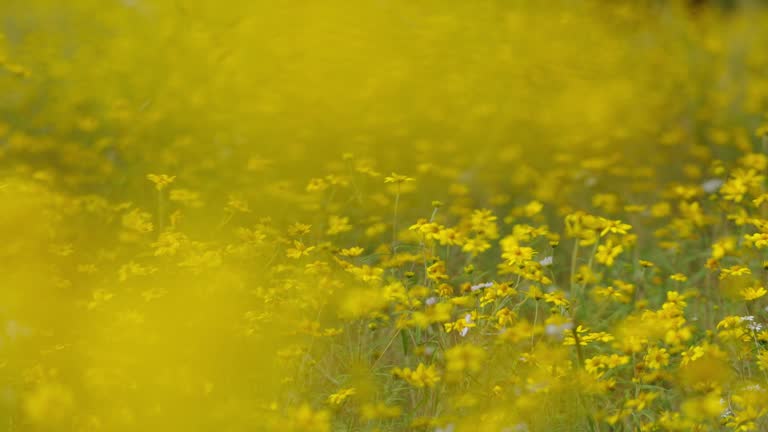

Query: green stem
[392,185,401,253]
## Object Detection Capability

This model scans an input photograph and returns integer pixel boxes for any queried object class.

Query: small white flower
[545,321,573,338]
[740,316,763,331]
[545,324,559,336]
[720,399,733,419]
[470,282,493,292]
[460,314,473,337]
[702,178,723,194]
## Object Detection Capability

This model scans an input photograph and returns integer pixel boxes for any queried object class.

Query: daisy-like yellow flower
[741,285,768,301]
[384,172,415,184]
[286,240,315,259]
[287,223,312,237]
[670,273,688,282]
[644,347,670,370]
[339,246,364,257]
[745,232,768,248]
[462,237,491,256]
[146,173,176,191]
[326,215,352,236]
[392,363,440,388]
[756,124,768,137]
[600,219,632,237]
[445,344,486,375]
[757,350,768,372]
[327,387,356,405]
[720,265,751,280]
[595,240,623,266]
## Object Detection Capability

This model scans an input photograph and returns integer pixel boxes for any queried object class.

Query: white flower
[545,321,573,338]
[720,398,732,419]
[460,314,473,337]
[702,178,724,194]
[741,316,763,331]
[470,282,493,292]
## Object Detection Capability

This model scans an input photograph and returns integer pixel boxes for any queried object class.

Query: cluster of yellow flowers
[5,1,768,431]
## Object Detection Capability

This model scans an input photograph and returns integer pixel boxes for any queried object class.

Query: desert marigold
[146,173,176,191]
[741,285,768,301]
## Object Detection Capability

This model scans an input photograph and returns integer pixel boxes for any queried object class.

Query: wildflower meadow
[3,0,768,431]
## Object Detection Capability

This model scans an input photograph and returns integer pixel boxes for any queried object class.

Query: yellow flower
[168,188,204,207]
[523,200,543,217]
[392,363,440,388]
[720,265,751,280]
[757,350,768,371]
[595,240,623,266]
[600,219,632,237]
[287,223,312,237]
[502,244,536,267]
[443,313,476,336]
[326,215,352,235]
[347,264,384,283]
[543,290,570,307]
[445,344,486,375]
[226,196,251,213]
[146,173,176,191]
[425,260,448,282]
[644,347,670,370]
[745,232,768,248]
[585,354,629,376]
[151,231,186,256]
[290,404,330,432]
[669,273,688,282]
[384,172,415,184]
[327,387,355,405]
[625,392,659,411]
[339,246,364,257]
[436,227,464,246]
[741,285,767,301]
[122,208,154,234]
[462,237,491,256]
[286,240,315,259]
[721,168,764,202]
